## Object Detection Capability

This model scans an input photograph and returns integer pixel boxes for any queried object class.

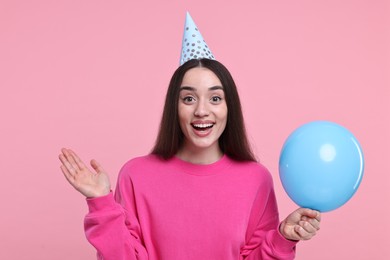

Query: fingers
[297,208,321,220]
[294,225,314,240]
[286,208,321,240]
[308,209,321,222]
[59,148,102,175]
[281,208,322,241]
[59,148,89,171]
[59,151,77,178]
[59,148,89,181]
[298,208,321,223]
[90,159,105,174]
[295,210,321,240]
[302,215,321,231]
[60,164,75,184]
[68,149,88,171]
[299,219,317,232]
[61,148,81,171]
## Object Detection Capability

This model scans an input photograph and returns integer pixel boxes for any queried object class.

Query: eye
[182,96,196,103]
[211,96,222,103]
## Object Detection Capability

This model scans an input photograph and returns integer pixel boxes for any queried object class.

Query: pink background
[1,0,389,259]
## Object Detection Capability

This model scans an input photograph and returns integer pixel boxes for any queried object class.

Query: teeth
[193,123,213,128]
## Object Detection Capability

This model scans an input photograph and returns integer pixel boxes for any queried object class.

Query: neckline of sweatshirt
[167,154,235,176]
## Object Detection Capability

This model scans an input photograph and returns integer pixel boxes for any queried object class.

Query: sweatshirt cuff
[86,192,117,213]
[272,225,299,253]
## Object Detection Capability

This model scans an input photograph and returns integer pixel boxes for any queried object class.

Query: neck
[176,145,223,165]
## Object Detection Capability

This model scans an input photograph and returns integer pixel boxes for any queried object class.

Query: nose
[194,99,209,117]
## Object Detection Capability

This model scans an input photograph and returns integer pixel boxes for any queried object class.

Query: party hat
[180,12,215,65]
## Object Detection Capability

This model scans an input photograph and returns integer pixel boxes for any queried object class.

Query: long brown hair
[151,58,256,162]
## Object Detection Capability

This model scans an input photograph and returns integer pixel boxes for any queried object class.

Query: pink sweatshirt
[84,154,297,259]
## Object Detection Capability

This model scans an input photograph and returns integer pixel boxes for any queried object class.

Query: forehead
[181,67,222,88]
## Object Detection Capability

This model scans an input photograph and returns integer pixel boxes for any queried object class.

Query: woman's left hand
[279,208,321,241]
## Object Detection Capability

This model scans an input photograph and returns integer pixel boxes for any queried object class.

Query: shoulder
[118,154,166,178]
[227,157,274,185]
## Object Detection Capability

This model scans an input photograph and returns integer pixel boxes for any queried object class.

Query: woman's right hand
[59,148,111,198]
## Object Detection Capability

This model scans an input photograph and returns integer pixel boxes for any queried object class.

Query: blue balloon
[279,121,364,212]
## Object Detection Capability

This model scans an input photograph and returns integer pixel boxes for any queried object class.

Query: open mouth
[191,123,214,131]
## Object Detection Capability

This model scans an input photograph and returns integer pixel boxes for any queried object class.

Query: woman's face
[178,67,228,154]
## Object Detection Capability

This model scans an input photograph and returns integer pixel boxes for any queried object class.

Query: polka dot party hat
[180,12,215,65]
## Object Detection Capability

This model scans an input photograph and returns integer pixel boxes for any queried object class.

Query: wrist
[279,221,299,242]
[87,188,111,199]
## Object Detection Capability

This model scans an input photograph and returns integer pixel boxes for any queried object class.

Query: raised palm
[59,148,111,198]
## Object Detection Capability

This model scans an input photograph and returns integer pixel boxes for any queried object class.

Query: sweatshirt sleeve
[84,163,148,260]
[240,168,298,260]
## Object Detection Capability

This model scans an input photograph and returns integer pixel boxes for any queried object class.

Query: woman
[59,58,321,259]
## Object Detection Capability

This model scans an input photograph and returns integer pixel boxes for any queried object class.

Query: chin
[190,139,219,150]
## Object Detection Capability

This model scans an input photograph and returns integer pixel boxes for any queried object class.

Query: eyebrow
[180,86,224,91]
